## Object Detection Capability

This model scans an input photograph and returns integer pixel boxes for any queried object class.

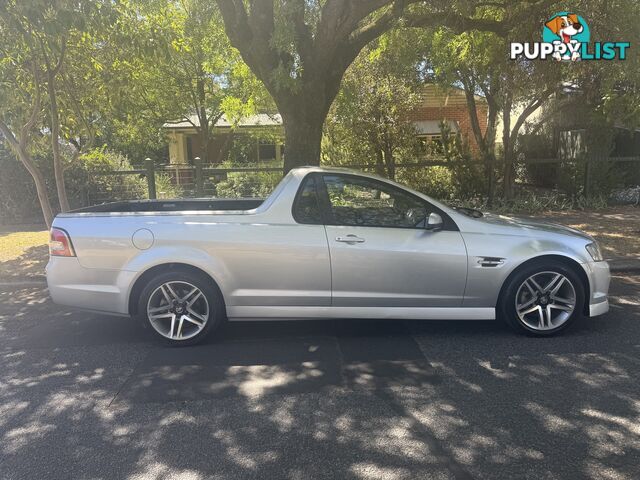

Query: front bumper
[582,260,610,317]
[589,299,609,316]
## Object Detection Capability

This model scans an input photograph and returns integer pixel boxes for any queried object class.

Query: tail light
[49,228,76,257]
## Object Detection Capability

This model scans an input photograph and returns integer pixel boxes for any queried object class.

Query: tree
[31,4,75,212]
[500,61,558,200]
[1,0,118,215]
[102,0,268,165]
[6,1,83,212]
[426,28,503,203]
[216,0,508,171]
[324,30,424,179]
[426,3,563,201]
[0,4,55,227]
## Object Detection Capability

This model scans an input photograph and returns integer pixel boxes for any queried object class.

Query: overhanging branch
[405,12,508,37]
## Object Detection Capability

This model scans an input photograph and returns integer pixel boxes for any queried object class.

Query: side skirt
[226,306,495,321]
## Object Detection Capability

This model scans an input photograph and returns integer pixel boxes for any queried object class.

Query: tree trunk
[502,96,514,200]
[270,70,338,171]
[460,75,499,206]
[199,127,210,164]
[485,153,496,207]
[281,110,325,171]
[383,144,395,180]
[0,122,54,228]
[375,149,385,176]
[47,73,70,212]
[213,132,234,164]
[503,89,555,200]
[503,142,516,200]
[17,147,54,228]
[196,71,210,165]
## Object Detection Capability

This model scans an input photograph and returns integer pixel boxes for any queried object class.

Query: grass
[0,228,48,261]
[0,225,49,278]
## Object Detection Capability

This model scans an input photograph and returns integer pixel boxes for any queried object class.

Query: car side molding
[226,306,496,321]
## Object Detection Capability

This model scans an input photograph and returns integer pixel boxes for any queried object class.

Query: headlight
[585,242,603,262]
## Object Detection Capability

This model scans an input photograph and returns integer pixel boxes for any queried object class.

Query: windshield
[451,206,484,218]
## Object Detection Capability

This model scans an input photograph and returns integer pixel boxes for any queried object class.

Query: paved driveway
[1,275,639,480]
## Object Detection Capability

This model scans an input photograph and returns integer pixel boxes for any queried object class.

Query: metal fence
[85,166,149,205]
[87,155,640,206]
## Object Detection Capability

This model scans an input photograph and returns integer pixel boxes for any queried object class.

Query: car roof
[291,165,386,180]
[292,165,362,173]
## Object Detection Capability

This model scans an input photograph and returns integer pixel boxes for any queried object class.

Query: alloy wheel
[515,271,577,331]
[146,281,209,340]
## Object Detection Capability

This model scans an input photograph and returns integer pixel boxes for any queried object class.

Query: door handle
[336,235,365,244]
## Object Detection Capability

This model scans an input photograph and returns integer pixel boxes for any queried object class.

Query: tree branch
[216,0,279,87]
[216,0,253,45]
[51,39,67,76]
[405,11,508,37]
[459,72,488,152]
[329,1,411,93]
[0,120,20,151]
[510,87,556,139]
[290,0,313,65]
[20,62,42,148]
[348,1,406,50]
[61,71,95,150]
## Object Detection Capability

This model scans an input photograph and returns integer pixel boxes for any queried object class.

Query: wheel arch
[496,254,590,316]
[128,262,226,316]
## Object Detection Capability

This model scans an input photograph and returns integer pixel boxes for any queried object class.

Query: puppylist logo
[510,12,630,61]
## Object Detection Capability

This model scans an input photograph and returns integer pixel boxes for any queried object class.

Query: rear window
[292,176,323,224]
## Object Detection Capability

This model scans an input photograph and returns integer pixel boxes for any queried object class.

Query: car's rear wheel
[500,263,585,336]
[137,270,224,345]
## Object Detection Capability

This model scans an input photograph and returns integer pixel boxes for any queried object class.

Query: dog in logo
[545,13,584,61]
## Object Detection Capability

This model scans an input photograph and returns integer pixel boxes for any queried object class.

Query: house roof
[413,120,459,135]
[417,84,487,108]
[163,113,282,130]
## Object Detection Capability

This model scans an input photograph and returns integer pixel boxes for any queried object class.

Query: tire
[137,270,225,346]
[499,262,585,336]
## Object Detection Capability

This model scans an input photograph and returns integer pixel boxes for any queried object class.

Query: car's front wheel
[500,263,585,336]
[137,270,224,345]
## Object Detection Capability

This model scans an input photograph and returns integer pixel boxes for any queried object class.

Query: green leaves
[325,32,424,168]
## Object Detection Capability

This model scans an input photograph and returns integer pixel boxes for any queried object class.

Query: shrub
[432,123,486,200]
[65,148,148,206]
[453,190,610,214]
[155,173,184,199]
[70,151,185,202]
[213,171,282,198]
[0,144,47,224]
[396,166,456,200]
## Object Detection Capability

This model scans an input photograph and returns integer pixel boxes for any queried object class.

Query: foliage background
[0,0,639,225]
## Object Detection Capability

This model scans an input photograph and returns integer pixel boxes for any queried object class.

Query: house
[162,84,489,166]
[515,86,640,160]
[408,84,489,155]
[163,113,284,165]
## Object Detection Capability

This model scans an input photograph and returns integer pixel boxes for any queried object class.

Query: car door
[319,173,468,308]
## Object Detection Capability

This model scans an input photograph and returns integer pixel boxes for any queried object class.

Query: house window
[418,134,444,155]
[258,142,276,161]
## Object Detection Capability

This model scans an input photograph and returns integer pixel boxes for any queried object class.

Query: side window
[323,174,428,228]
[292,175,323,224]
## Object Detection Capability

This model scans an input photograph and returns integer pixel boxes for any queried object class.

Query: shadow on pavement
[0,275,638,479]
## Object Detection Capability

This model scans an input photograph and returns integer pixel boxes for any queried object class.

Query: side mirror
[426,212,443,231]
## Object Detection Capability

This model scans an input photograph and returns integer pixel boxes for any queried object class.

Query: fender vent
[478,257,505,267]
